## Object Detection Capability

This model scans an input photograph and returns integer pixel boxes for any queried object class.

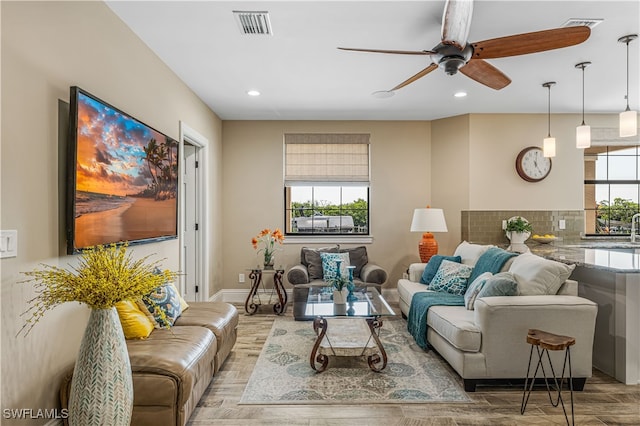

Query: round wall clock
[515,147,552,182]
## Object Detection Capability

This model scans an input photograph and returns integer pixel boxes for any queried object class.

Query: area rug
[239,317,472,404]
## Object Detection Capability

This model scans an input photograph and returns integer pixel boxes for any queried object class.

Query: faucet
[631,213,640,243]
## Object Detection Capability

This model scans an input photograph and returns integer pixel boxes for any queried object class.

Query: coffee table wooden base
[310,316,387,373]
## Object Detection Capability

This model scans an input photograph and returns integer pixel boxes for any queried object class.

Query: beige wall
[431,115,471,256]
[1,2,221,421]
[221,121,431,291]
[432,113,620,255]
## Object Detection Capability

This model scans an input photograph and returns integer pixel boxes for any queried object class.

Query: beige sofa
[397,243,598,391]
[60,302,238,426]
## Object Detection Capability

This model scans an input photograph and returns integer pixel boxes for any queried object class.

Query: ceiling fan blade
[338,47,434,55]
[471,26,591,59]
[441,0,474,49]
[390,63,439,91]
[460,59,511,90]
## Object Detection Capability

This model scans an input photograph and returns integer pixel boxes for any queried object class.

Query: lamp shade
[410,208,448,233]
[620,109,638,137]
[543,137,556,158]
[576,124,591,149]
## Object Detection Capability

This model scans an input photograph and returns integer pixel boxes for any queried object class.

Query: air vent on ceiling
[233,11,272,35]
[562,18,603,29]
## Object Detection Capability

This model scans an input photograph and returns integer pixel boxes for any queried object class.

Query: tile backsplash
[461,210,584,245]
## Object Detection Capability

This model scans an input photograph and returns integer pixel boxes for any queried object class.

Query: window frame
[283,133,371,239]
[584,145,640,236]
[283,186,370,236]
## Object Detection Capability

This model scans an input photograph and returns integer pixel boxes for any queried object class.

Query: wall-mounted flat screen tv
[66,86,178,254]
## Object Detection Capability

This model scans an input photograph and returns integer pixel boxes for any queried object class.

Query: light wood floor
[188,303,640,425]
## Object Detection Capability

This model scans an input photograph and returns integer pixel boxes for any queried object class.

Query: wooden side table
[244,268,287,315]
[521,328,576,426]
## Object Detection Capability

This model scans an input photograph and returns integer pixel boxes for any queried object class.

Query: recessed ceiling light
[454,91,467,98]
[247,90,261,97]
[372,90,395,99]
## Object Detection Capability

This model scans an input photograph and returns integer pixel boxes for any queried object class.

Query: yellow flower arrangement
[251,228,285,267]
[20,243,177,335]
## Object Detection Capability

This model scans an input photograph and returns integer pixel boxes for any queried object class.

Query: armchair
[287,245,387,320]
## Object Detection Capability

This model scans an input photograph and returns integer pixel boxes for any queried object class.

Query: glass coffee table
[303,286,395,373]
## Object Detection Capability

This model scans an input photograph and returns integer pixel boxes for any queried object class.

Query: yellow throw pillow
[115,300,154,339]
[169,282,190,312]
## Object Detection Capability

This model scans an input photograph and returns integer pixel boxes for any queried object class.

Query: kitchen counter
[513,240,640,385]
[521,241,640,273]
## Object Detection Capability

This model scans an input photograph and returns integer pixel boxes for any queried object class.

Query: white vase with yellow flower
[20,243,177,426]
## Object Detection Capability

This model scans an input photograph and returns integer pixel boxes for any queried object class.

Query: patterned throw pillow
[137,283,183,328]
[464,272,492,310]
[320,252,350,281]
[427,259,473,295]
[420,255,462,284]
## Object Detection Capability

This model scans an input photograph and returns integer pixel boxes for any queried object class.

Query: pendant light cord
[547,85,551,138]
[581,65,586,125]
[625,39,630,112]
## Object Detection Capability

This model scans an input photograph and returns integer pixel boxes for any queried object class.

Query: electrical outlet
[238,273,245,283]
[559,219,566,230]
[501,220,507,230]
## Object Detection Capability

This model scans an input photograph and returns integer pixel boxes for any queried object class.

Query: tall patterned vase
[68,308,133,426]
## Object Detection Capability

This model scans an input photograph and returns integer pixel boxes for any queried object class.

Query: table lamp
[410,207,448,263]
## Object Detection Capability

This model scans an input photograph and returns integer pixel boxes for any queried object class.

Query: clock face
[515,147,552,182]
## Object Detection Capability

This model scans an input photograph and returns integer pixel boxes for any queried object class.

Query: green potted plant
[506,216,533,243]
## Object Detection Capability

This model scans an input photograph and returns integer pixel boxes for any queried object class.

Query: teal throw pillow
[464,272,493,310]
[476,272,518,298]
[427,259,473,296]
[138,283,183,328]
[420,255,462,284]
[320,252,350,281]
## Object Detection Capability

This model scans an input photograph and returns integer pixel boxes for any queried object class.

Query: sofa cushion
[464,272,492,310]
[174,302,239,372]
[339,246,368,278]
[427,260,473,295]
[509,252,576,295]
[138,283,183,328]
[302,246,339,280]
[453,241,494,266]
[320,252,350,281]
[427,305,481,352]
[420,255,462,284]
[477,272,518,298]
[126,326,216,408]
[115,299,155,339]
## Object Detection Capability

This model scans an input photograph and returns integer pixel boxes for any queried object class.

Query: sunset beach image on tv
[67,87,178,253]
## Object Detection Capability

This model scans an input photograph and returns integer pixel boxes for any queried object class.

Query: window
[584,145,640,235]
[284,134,370,235]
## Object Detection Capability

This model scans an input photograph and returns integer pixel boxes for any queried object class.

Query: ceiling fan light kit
[575,61,592,149]
[618,34,638,138]
[543,82,556,158]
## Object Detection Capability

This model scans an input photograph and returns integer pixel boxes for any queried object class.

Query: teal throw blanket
[467,247,518,284]
[407,291,464,350]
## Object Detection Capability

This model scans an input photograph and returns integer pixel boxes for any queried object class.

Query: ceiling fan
[338,0,591,91]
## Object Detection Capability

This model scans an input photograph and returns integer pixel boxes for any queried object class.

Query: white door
[183,143,200,301]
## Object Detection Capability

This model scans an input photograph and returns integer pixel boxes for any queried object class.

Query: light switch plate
[559,220,566,230]
[0,230,18,258]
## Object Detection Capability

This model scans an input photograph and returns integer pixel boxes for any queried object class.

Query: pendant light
[575,62,592,149]
[618,34,638,137]
[542,82,556,158]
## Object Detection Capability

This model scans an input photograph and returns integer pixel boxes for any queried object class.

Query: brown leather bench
[61,302,238,426]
